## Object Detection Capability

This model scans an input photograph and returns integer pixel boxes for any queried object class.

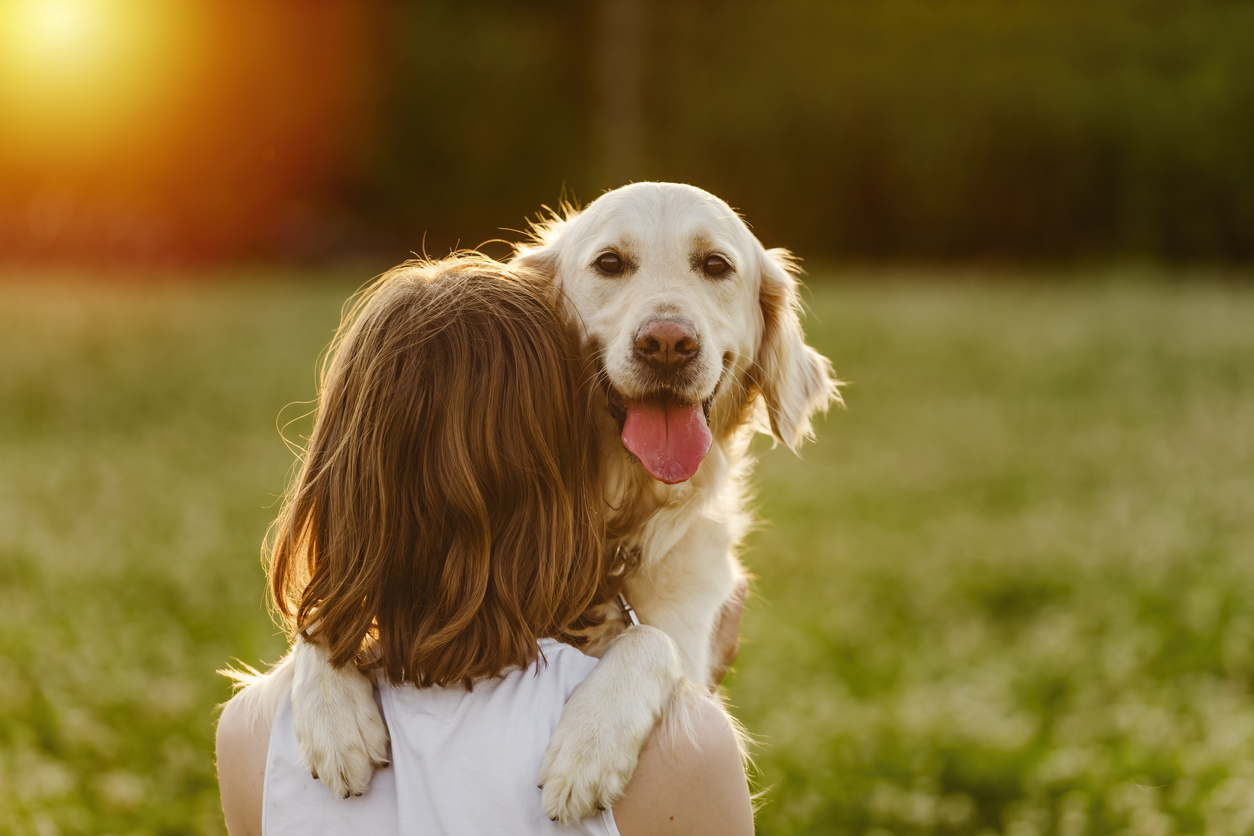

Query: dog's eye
[596,253,623,274]
[703,255,731,277]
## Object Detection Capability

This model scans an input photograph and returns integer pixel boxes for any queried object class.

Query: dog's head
[515,182,839,485]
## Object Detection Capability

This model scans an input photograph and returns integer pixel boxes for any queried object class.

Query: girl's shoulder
[535,637,600,675]
[613,691,755,836]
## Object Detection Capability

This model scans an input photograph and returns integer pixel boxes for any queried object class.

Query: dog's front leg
[290,635,390,797]
[539,625,683,823]
[630,513,744,686]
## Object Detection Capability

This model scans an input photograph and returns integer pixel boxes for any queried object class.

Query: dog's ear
[512,238,559,280]
[753,245,841,451]
[511,207,575,281]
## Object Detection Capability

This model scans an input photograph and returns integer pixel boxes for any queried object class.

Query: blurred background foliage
[2,0,1254,265]
[2,274,1252,836]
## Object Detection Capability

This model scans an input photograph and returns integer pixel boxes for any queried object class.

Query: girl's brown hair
[268,256,611,687]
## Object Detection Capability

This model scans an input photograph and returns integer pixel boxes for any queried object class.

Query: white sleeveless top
[263,638,620,836]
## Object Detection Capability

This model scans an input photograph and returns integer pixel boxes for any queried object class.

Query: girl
[216,256,752,835]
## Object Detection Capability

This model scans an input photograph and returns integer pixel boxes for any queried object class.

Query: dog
[286,182,839,821]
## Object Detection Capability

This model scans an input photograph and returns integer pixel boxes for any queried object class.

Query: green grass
[2,272,1252,835]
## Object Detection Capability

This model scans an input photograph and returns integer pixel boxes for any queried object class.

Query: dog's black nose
[634,319,699,371]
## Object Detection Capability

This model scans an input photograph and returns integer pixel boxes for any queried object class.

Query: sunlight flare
[25,0,98,54]
[0,0,196,161]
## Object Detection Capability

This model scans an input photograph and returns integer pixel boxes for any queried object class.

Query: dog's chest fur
[576,412,754,673]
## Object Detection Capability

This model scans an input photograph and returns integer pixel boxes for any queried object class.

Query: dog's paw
[538,625,685,822]
[291,639,390,798]
[538,706,639,823]
[295,692,389,798]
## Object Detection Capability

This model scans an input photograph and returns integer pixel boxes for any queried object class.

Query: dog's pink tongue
[621,397,712,485]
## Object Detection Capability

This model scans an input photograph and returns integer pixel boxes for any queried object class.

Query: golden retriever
[285,182,839,821]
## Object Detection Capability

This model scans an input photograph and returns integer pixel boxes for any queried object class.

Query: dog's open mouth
[604,384,714,485]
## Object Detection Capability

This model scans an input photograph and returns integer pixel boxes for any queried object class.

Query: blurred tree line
[3,0,1253,265]
[371,0,1254,262]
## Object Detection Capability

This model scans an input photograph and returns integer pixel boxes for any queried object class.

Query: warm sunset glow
[4,0,125,94]
[0,0,197,162]
[24,0,95,51]
[0,0,376,263]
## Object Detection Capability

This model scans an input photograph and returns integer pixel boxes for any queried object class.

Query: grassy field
[1,272,1252,835]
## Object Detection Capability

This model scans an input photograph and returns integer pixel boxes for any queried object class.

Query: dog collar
[617,593,641,628]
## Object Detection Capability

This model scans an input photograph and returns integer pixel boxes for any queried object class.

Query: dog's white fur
[238,183,838,821]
